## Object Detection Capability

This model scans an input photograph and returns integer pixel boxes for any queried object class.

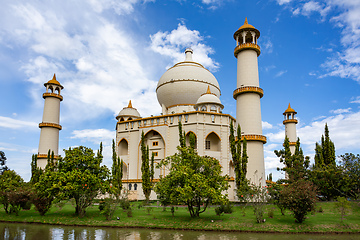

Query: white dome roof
[156,49,220,108]
[116,101,141,120]
[196,87,223,108]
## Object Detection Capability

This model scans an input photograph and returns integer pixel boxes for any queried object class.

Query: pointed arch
[118,138,129,156]
[185,131,197,149]
[205,131,221,151]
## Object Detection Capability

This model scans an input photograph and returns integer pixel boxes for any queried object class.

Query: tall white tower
[233,18,266,186]
[37,74,63,169]
[283,103,298,154]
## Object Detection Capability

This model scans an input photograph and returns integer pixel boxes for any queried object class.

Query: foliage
[141,131,154,204]
[229,122,249,198]
[314,123,336,167]
[267,180,286,215]
[0,170,24,214]
[275,137,310,182]
[112,140,123,198]
[279,179,317,223]
[0,151,9,175]
[335,196,351,223]
[30,154,42,184]
[247,184,270,223]
[339,153,360,199]
[6,186,32,216]
[155,124,229,218]
[100,198,118,221]
[215,202,233,216]
[55,145,110,217]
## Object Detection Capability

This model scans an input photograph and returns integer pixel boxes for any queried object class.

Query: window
[205,140,211,150]
[129,183,132,190]
[185,115,189,123]
[164,117,168,123]
[178,115,182,122]
[211,115,215,123]
[153,152,158,156]
[201,106,207,111]
[153,131,159,136]
[153,141,159,146]
[125,122,129,129]
[210,105,217,112]
[157,118,160,125]
[151,119,154,125]
[134,183,137,191]
[143,120,147,126]
[131,122,134,129]
[170,116,174,124]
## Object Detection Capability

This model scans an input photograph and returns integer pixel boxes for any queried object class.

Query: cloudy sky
[1,0,359,181]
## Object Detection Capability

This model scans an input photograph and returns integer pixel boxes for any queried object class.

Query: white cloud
[277,0,293,5]
[262,121,273,129]
[0,116,37,130]
[150,23,219,71]
[276,0,360,82]
[275,70,287,77]
[71,129,114,145]
[350,96,360,103]
[330,108,352,114]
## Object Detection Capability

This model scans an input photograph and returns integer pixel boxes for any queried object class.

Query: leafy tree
[155,124,229,218]
[56,145,110,217]
[335,196,351,223]
[7,186,32,215]
[314,123,335,167]
[267,180,286,215]
[248,184,270,223]
[141,131,154,203]
[112,140,123,199]
[0,170,24,214]
[275,137,310,182]
[339,153,360,199]
[229,121,249,198]
[279,179,317,223]
[30,154,42,184]
[0,151,9,175]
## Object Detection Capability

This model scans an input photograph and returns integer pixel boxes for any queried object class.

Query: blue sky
[1,0,360,181]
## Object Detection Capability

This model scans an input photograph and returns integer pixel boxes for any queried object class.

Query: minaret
[233,18,266,186]
[37,74,63,169]
[283,103,298,154]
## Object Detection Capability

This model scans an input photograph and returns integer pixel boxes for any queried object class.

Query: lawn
[0,201,359,233]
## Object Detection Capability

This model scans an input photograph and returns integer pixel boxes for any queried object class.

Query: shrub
[32,194,54,216]
[100,198,118,221]
[279,179,317,223]
[120,197,131,210]
[215,202,233,216]
[7,187,32,215]
[335,197,351,222]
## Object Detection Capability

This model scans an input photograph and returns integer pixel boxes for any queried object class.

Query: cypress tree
[141,131,151,203]
[314,123,336,167]
[112,140,123,198]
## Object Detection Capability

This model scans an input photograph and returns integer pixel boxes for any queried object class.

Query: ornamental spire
[128,100,133,108]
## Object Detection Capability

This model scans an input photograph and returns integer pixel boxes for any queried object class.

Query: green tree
[335,196,351,223]
[112,140,123,198]
[141,131,154,203]
[155,125,229,218]
[339,153,360,199]
[314,123,335,167]
[275,137,310,182]
[279,179,317,223]
[56,145,110,217]
[30,154,42,184]
[0,151,9,175]
[229,121,249,198]
[0,170,24,214]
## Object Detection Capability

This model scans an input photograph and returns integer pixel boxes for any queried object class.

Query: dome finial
[244,17,248,25]
[185,48,193,61]
[128,100,133,108]
[52,73,56,81]
[206,86,211,94]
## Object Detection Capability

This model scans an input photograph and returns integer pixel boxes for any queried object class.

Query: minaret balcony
[233,86,263,99]
[234,43,261,57]
[283,119,298,124]
[43,92,63,101]
[241,134,267,144]
[39,122,62,130]
[37,153,61,159]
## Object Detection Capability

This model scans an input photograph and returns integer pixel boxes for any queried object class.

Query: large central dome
[156,49,220,110]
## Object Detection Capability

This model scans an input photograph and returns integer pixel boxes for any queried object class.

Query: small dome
[195,86,223,109]
[234,17,260,40]
[283,103,297,114]
[156,49,220,109]
[116,100,141,120]
[45,74,63,89]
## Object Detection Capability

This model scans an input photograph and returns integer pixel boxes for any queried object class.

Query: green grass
[0,201,359,233]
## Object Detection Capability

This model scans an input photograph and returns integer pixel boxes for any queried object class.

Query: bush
[335,197,351,222]
[100,198,118,221]
[32,194,54,216]
[7,187,32,215]
[215,202,233,216]
[120,197,130,210]
[279,179,317,223]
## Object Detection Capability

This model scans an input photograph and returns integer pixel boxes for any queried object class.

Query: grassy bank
[0,201,359,233]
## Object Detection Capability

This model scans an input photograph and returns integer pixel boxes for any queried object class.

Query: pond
[1,222,360,240]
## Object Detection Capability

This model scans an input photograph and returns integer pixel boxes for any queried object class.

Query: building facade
[115,19,266,200]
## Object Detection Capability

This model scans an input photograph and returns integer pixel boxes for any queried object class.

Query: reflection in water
[1,222,360,240]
